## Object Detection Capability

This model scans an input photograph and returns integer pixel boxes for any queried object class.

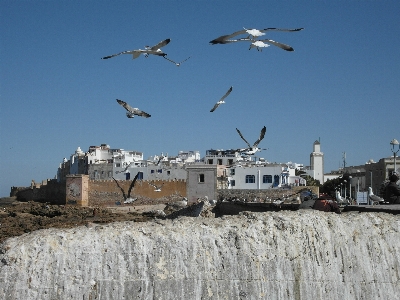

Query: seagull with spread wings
[210,27,303,51]
[210,86,233,112]
[112,172,139,203]
[236,126,267,155]
[148,181,164,192]
[101,38,171,60]
[116,99,151,118]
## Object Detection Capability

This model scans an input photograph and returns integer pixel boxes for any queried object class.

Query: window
[228,159,233,165]
[151,170,155,174]
[157,169,162,173]
[263,175,272,183]
[274,175,280,186]
[208,159,213,164]
[199,174,205,183]
[245,175,255,183]
[230,169,235,175]
[218,159,223,165]
[167,171,170,175]
[230,180,235,186]
[115,163,121,168]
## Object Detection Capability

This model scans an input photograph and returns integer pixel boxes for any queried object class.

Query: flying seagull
[236,126,267,155]
[210,86,233,112]
[116,99,151,118]
[163,56,191,66]
[112,172,139,203]
[210,27,303,51]
[101,38,171,60]
[148,181,164,192]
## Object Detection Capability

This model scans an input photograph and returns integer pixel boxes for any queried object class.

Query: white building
[225,162,305,189]
[309,140,324,183]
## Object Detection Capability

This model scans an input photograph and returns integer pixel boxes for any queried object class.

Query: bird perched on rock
[368,187,385,205]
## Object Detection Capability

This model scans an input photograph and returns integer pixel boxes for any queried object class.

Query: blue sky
[1,0,399,197]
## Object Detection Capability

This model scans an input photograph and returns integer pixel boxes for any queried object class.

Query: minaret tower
[310,139,324,183]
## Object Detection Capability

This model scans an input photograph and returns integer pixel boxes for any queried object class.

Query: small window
[245,175,255,183]
[115,163,121,168]
[199,174,205,183]
[167,171,170,175]
[230,169,235,175]
[228,159,233,165]
[151,170,155,174]
[230,180,235,186]
[274,175,280,186]
[218,159,223,165]
[263,175,272,183]
[208,159,213,164]
[157,169,162,173]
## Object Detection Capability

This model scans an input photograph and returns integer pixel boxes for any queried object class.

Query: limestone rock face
[1,210,400,299]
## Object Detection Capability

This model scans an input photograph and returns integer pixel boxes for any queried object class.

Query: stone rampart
[14,179,66,204]
[217,186,319,201]
[88,179,186,206]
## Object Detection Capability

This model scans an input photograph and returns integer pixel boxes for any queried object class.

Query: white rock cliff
[1,210,399,299]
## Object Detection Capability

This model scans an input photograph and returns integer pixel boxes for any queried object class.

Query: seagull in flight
[210,27,303,51]
[101,38,171,60]
[163,56,191,66]
[148,181,164,192]
[210,86,233,112]
[112,172,139,203]
[236,126,267,155]
[116,99,151,118]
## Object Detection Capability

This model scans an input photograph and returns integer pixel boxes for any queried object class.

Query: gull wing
[210,102,220,112]
[262,27,304,32]
[127,172,139,198]
[163,56,191,66]
[116,99,133,113]
[220,86,233,101]
[133,108,151,118]
[209,29,248,44]
[101,50,135,59]
[112,177,127,200]
[236,128,251,148]
[253,126,266,147]
[257,39,294,51]
[150,38,171,50]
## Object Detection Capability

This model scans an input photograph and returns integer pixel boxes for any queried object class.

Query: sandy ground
[0,197,166,244]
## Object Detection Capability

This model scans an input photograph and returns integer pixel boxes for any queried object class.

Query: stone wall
[14,179,66,204]
[88,179,186,206]
[217,186,319,201]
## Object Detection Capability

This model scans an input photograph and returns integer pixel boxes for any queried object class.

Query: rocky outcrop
[1,210,399,299]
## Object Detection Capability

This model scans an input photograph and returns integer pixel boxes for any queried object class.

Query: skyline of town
[1,1,399,197]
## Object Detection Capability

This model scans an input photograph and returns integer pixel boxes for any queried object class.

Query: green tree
[295,169,320,186]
